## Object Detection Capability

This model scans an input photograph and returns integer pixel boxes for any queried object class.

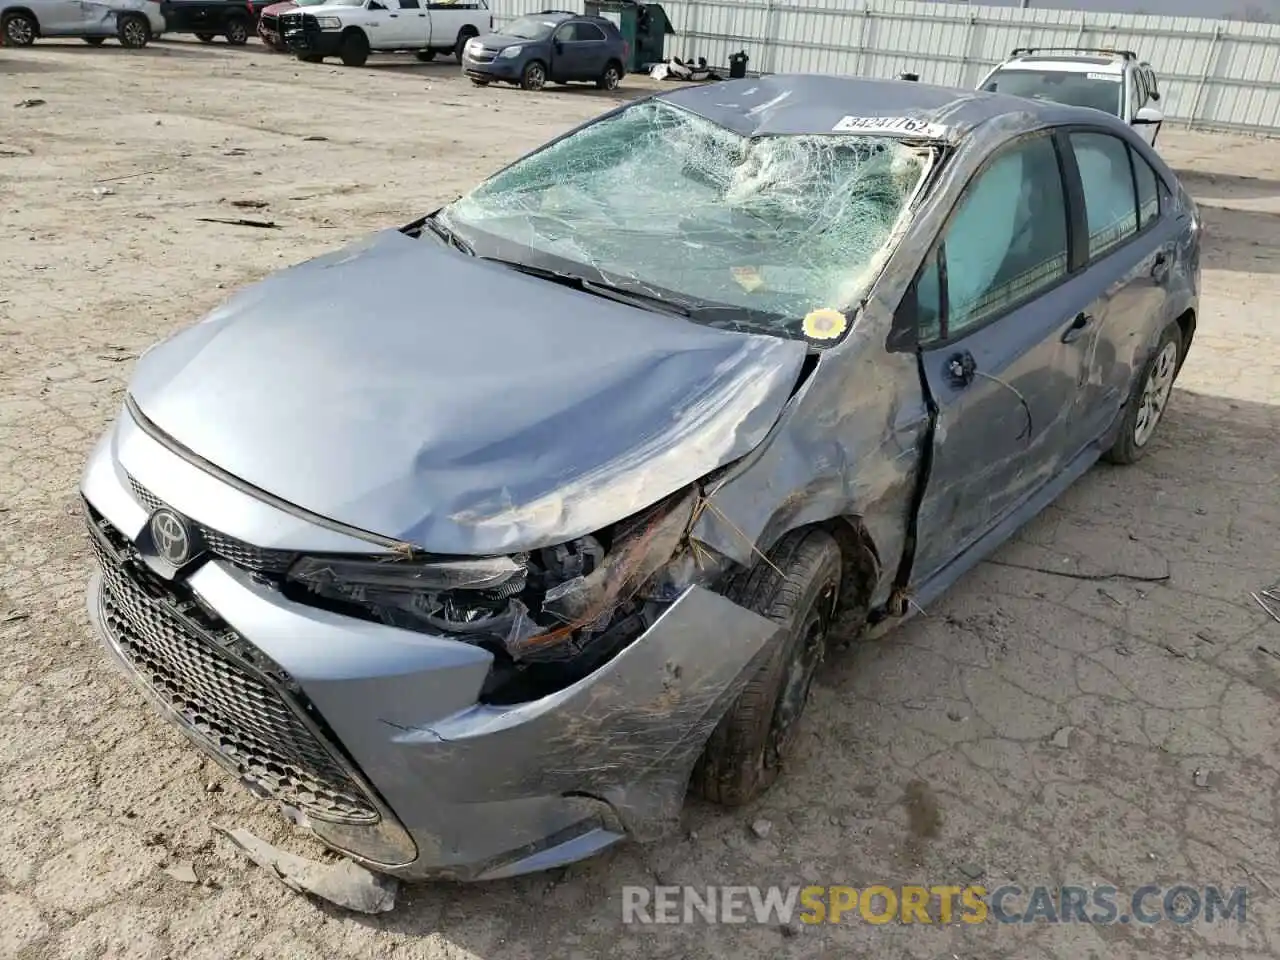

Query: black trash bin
[729,50,749,79]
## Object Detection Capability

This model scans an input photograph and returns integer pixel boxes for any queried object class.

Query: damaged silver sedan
[81,74,1200,881]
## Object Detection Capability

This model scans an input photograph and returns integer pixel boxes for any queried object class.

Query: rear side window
[574,22,605,41]
[1131,148,1160,227]
[1069,131,1138,260]
[399,0,419,8]
[916,133,1070,339]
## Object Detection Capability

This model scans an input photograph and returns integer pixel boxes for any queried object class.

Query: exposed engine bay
[283,486,730,703]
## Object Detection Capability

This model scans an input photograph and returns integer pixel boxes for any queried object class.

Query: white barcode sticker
[831,115,948,138]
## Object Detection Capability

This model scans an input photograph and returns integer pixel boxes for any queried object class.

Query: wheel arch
[1173,306,1195,375]
[2,6,40,32]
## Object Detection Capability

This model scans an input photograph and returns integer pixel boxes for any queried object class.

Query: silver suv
[1,0,165,47]
[978,47,1164,146]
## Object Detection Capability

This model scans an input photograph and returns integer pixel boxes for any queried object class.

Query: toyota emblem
[150,508,193,566]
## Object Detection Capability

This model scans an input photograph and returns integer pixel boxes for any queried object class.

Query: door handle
[1061,311,1094,344]
[946,351,977,389]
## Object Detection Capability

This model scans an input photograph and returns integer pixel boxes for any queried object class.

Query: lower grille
[87,504,379,825]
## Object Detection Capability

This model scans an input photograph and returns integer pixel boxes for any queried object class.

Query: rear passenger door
[909,132,1090,582]
[1058,128,1177,449]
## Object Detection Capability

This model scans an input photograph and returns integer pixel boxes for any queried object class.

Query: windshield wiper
[479,257,694,319]
[422,215,475,256]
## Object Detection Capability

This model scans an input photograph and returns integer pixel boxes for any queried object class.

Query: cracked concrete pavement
[1,38,1278,960]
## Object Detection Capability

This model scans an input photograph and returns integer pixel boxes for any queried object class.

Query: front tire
[453,26,476,60]
[520,59,546,91]
[338,28,368,66]
[2,12,38,46]
[117,13,150,47]
[690,528,842,807]
[1104,321,1183,465]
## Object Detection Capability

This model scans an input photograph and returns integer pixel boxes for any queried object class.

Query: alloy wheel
[1133,340,1178,447]
[5,16,35,45]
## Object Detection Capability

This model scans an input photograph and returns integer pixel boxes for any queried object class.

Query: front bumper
[281,17,342,56]
[80,405,780,880]
[462,51,522,82]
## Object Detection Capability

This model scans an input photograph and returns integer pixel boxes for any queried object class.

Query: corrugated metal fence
[489,0,1280,134]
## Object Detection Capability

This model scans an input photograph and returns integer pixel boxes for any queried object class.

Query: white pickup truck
[279,0,490,66]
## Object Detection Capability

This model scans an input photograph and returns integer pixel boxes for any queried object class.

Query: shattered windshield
[437,99,929,342]
[982,68,1124,117]
[501,15,559,40]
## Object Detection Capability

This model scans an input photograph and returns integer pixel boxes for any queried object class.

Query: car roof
[997,56,1127,75]
[654,73,1118,140]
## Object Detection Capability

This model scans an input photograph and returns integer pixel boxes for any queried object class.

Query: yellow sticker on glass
[802,308,847,341]
[731,266,764,293]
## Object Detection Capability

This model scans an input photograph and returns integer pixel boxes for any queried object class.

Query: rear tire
[116,13,150,48]
[520,59,546,91]
[2,11,38,46]
[1103,321,1183,465]
[596,59,622,90]
[224,17,248,44]
[83,36,106,45]
[195,31,216,42]
[339,28,368,66]
[690,528,842,807]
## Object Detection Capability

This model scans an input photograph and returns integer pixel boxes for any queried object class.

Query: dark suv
[461,11,627,91]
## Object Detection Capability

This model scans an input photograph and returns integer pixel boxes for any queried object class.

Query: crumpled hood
[127,230,807,554]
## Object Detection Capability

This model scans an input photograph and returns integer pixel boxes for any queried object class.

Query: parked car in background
[81,75,1199,882]
[280,0,489,67]
[159,0,256,43]
[1,0,163,47]
[978,47,1164,146]
[461,10,628,91]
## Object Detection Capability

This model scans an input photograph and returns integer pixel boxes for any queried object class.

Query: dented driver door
[908,132,1085,584]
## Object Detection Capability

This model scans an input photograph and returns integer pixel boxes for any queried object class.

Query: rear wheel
[3,11,38,46]
[520,59,546,91]
[596,59,622,90]
[195,31,216,42]
[224,17,248,44]
[1104,321,1183,465]
[339,28,368,66]
[117,13,150,47]
[83,35,106,45]
[690,528,843,806]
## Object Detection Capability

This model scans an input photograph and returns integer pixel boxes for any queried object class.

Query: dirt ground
[1,38,1279,960]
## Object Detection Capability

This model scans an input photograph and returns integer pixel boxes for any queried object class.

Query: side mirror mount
[553,39,563,53]
[1134,105,1164,125]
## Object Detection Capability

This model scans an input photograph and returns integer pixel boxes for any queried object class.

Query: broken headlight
[284,487,704,663]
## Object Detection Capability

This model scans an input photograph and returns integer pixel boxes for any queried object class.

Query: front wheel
[3,12,38,46]
[520,59,546,91]
[1104,321,1183,465]
[338,29,368,66]
[690,528,842,807]
[195,31,216,42]
[117,13,150,47]
[453,27,476,60]
[224,18,248,44]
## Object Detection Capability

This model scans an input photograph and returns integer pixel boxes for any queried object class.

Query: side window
[1131,147,1160,228]
[916,134,1069,340]
[1069,131,1139,259]
[575,22,605,41]
[399,0,419,8]
[556,22,579,41]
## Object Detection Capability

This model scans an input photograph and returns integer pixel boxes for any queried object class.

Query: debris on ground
[750,818,773,840]
[15,98,47,108]
[229,199,268,209]
[1250,586,1280,624]
[1193,768,1212,788]
[164,859,201,884]
[196,217,280,230]
[649,56,722,82]
[214,825,398,913]
[1050,726,1074,749]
